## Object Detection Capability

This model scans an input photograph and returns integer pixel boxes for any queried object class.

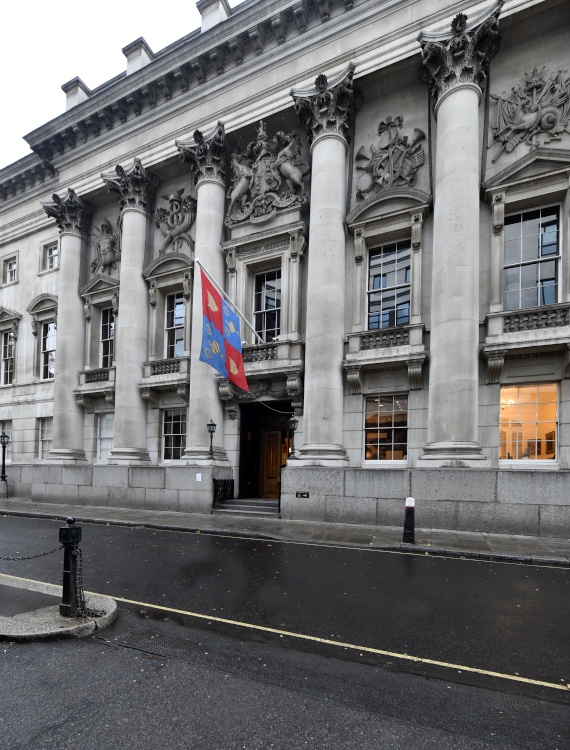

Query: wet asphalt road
[1,515,569,698]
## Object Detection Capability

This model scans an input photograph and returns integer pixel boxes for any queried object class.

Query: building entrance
[239,401,293,500]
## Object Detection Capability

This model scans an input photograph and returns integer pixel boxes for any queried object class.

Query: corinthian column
[42,189,92,461]
[176,123,229,463]
[102,158,159,463]
[291,64,355,465]
[418,1,503,465]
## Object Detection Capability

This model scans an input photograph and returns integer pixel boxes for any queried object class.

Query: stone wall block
[129,467,166,489]
[146,489,179,512]
[345,469,410,500]
[411,469,496,503]
[45,484,79,504]
[281,467,346,498]
[93,466,129,487]
[14,481,32,498]
[178,489,214,514]
[376,497,410,526]
[458,502,539,535]
[498,471,570,505]
[165,467,214,491]
[539,506,570,537]
[31,483,47,502]
[62,466,93,486]
[32,465,63,485]
[415,499,458,530]
[109,486,146,509]
[78,485,111,507]
[20,466,33,484]
[324,495,377,525]
[280,493,326,522]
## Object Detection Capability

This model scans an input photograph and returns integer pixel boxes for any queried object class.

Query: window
[41,321,56,380]
[0,420,11,461]
[97,413,114,461]
[100,308,115,368]
[3,256,17,285]
[254,270,281,342]
[38,418,53,459]
[364,395,408,461]
[162,409,186,461]
[368,241,411,329]
[1,331,14,385]
[503,206,559,311]
[42,242,59,271]
[499,384,557,461]
[165,293,185,358]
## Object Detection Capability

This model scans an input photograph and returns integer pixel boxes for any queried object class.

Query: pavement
[1,494,569,641]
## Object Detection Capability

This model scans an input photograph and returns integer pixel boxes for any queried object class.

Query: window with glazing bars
[503,206,559,311]
[43,243,59,271]
[364,395,408,461]
[38,418,52,459]
[368,241,411,329]
[163,409,186,460]
[41,322,56,380]
[97,413,114,460]
[165,293,185,358]
[254,270,281,342]
[101,308,114,368]
[1,331,14,385]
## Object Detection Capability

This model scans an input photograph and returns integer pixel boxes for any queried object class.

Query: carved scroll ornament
[490,67,570,162]
[155,189,197,253]
[355,116,425,200]
[226,121,309,226]
[419,1,503,103]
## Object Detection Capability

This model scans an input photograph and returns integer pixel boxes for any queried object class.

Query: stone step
[213,507,280,517]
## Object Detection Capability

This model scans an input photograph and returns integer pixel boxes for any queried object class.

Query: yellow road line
[2,572,568,692]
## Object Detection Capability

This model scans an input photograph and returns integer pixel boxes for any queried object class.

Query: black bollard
[59,517,82,617]
[403,497,415,545]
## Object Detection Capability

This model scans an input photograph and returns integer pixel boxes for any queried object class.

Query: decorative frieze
[503,307,570,332]
[176,123,228,186]
[101,157,159,212]
[490,67,570,162]
[155,189,197,254]
[42,188,93,235]
[226,121,308,225]
[292,63,356,144]
[419,1,503,103]
[355,116,425,200]
[90,217,121,274]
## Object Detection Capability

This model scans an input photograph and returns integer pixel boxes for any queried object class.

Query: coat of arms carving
[355,116,425,201]
[226,120,309,226]
[490,67,570,162]
[155,189,197,254]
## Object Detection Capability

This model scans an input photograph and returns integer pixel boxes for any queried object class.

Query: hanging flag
[199,268,249,391]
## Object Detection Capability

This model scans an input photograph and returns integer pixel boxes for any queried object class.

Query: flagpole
[195,258,264,345]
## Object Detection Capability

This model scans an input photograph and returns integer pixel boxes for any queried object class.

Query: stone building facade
[0,0,569,535]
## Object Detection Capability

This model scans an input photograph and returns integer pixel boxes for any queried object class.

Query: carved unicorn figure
[271,131,309,195]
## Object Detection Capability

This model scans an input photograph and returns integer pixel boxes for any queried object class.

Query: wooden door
[261,430,281,499]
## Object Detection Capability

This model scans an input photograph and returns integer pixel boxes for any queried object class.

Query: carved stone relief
[490,68,570,162]
[419,2,503,102]
[42,188,93,235]
[176,123,228,186]
[90,217,121,274]
[155,189,197,254]
[226,121,309,226]
[355,116,425,200]
[101,157,159,212]
[292,64,356,144]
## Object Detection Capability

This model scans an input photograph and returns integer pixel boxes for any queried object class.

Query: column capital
[291,63,356,145]
[418,0,503,103]
[176,122,228,186]
[101,157,159,212]
[42,188,93,236]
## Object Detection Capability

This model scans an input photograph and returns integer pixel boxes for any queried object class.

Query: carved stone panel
[490,68,570,163]
[155,189,197,254]
[90,217,121,274]
[226,120,309,226]
[355,116,425,200]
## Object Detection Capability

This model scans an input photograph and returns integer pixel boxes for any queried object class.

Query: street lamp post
[288,416,298,459]
[207,419,216,458]
[1,431,10,495]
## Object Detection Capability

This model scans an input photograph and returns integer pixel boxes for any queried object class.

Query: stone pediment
[346,187,431,228]
[0,306,22,325]
[484,148,570,191]
[143,254,193,281]
[26,294,57,315]
[80,274,119,297]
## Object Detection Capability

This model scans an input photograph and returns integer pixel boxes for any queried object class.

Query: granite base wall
[280,467,570,537]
